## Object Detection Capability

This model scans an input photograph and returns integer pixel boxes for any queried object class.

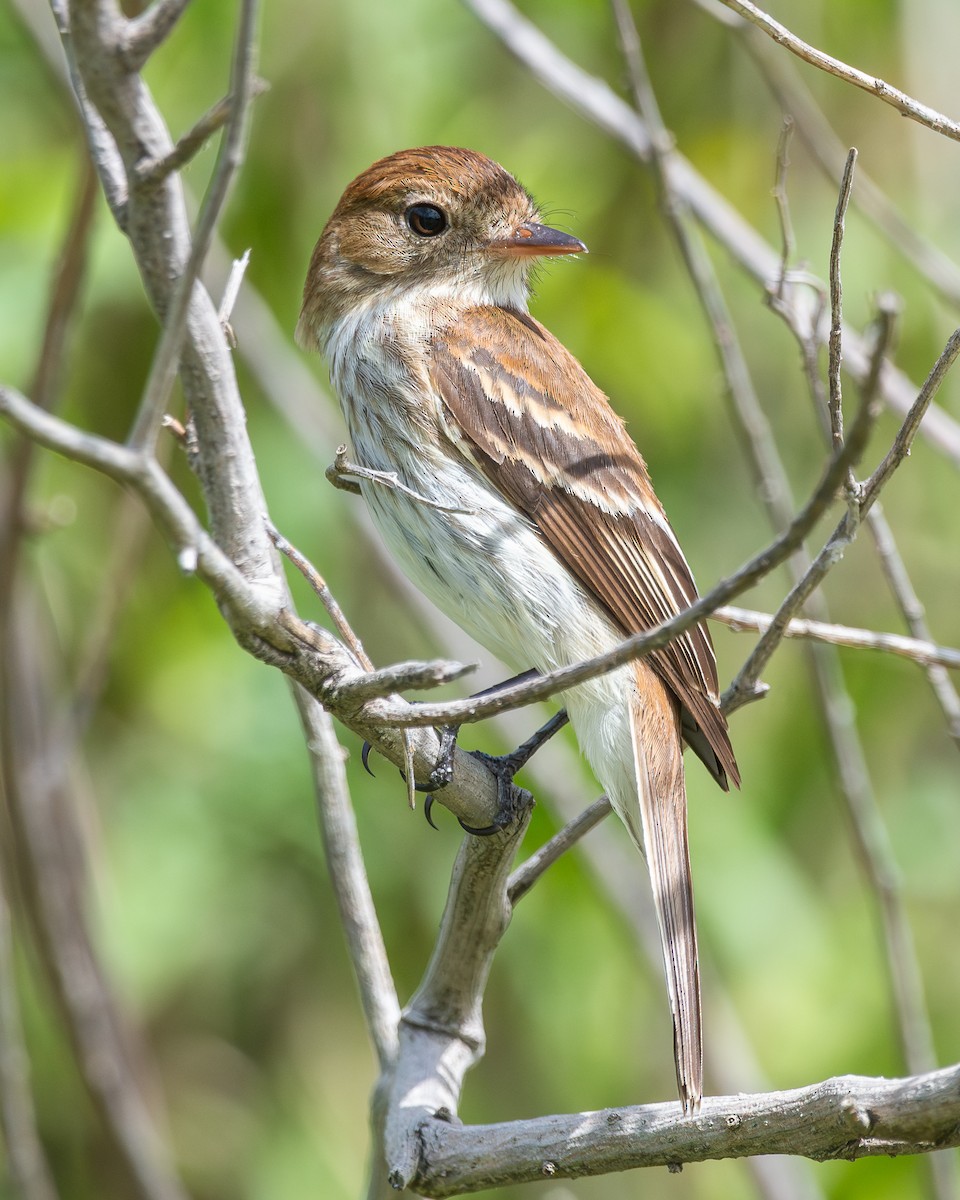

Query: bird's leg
[362,670,568,834]
[424,691,570,837]
[455,709,569,836]
[427,668,541,790]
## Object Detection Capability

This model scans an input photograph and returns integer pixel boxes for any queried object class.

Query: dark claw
[423,794,439,830]
[361,741,376,777]
[456,815,505,837]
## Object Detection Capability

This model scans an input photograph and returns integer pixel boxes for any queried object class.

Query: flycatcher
[297,146,739,1112]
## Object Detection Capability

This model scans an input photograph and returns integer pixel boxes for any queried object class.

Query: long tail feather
[628,663,702,1113]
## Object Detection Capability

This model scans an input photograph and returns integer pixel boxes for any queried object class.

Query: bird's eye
[405,204,447,237]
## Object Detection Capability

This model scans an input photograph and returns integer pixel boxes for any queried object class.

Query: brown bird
[297,146,739,1111]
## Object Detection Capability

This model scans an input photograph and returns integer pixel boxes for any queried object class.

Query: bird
[296,145,739,1112]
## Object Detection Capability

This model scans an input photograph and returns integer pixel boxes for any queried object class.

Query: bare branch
[127,0,259,449]
[861,329,960,513]
[863,508,960,746]
[413,1063,960,1195]
[327,446,478,515]
[715,0,960,143]
[507,797,611,904]
[119,0,191,71]
[715,8,960,310]
[325,659,477,705]
[290,689,401,1070]
[0,871,59,1200]
[267,518,375,669]
[217,249,250,328]
[828,149,857,454]
[713,606,960,671]
[135,81,270,187]
[382,803,534,1190]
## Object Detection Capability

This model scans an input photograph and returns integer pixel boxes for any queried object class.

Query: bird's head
[296,146,586,348]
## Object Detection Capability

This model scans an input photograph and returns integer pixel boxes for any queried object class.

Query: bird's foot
[425,709,569,836]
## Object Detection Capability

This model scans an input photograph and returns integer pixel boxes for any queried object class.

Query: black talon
[423,794,439,830]
[361,741,376,777]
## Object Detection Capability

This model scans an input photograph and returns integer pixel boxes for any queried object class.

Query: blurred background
[2,0,960,1197]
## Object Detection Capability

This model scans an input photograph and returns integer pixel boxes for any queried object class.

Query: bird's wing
[429,304,738,789]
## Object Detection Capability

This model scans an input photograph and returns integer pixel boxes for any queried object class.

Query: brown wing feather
[430,305,739,790]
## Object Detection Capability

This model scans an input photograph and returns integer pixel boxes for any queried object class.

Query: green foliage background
[2,1,959,1197]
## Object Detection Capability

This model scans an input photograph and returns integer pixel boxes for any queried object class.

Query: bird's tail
[627,662,702,1114]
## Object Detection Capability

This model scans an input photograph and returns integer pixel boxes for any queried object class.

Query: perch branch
[382,801,534,1190]
[412,1063,960,1195]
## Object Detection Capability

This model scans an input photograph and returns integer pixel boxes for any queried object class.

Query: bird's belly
[358,449,641,811]
[360,452,592,673]
[337,374,641,816]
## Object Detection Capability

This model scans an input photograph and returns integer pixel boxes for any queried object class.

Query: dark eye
[405,204,447,237]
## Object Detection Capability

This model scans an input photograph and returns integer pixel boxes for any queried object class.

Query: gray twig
[127,0,260,450]
[0,868,59,1200]
[120,0,191,70]
[713,606,960,671]
[136,82,269,186]
[507,796,611,904]
[291,689,401,1071]
[715,0,960,143]
[828,150,857,455]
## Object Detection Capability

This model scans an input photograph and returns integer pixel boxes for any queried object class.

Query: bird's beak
[487,222,587,258]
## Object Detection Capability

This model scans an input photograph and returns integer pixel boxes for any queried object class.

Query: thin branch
[724,319,960,712]
[267,519,374,670]
[828,149,857,454]
[290,688,401,1071]
[327,447,478,515]
[324,659,477,704]
[119,0,191,71]
[413,1063,960,1195]
[863,507,960,745]
[507,796,611,904]
[0,868,60,1200]
[217,249,250,329]
[126,0,259,450]
[772,116,797,299]
[861,329,960,513]
[713,606,960,671]
[715,0,960,143]
[135,81,269,187]
[715,7,960,310]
